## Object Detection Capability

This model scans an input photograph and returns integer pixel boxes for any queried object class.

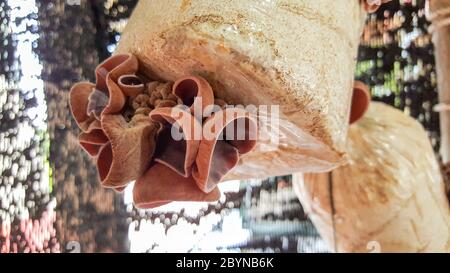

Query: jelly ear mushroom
[118,74,145,97]
[78,129,109,157]
[192,108,258,193]
[95,54,134,92]
[69,82,97,132]
[349,81,371,125]
[132,163,221,209]
[96,115,160,188]
[172,76,214,114]
[149,107,202,178]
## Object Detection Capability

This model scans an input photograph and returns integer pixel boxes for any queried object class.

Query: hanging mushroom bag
[69,0,372,208]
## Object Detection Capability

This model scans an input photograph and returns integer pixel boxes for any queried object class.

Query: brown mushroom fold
[97,114,160,188]
[350,81,371,124]
[172,76,214,116]
[78,129,109,157]
[70,82,97,132]
[69,54,259,208]
[133,163,221,209]
[134,77,258,205]
[192,108,258,193]
[101,54,139,115]
[150,107,201,177]
[70,54,140,130]
[95,54,136,92]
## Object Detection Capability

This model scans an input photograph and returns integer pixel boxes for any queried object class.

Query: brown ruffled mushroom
[101,54,139,115]
[132,76,258,206]
[69,82,98,133]
[70,55,259,208]
[192,108,258,193]
[118,74,145,98]
[133,164,221,209]
[70,54,140,131]
[97,114,159,189]
[172,75,214,116]
[70,54,160,189]
[150,107,202,177]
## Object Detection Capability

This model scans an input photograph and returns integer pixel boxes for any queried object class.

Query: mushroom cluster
[69,54,258,208]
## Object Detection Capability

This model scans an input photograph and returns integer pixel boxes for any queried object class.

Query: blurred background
[0,0,443,253]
